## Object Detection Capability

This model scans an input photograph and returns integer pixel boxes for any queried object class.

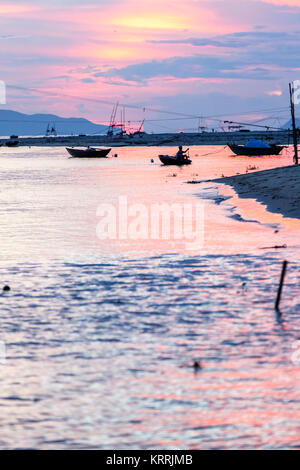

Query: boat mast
[289,82,299,165]
[107,102,119,136]
[137,119,145,134]
[122,106,126,134]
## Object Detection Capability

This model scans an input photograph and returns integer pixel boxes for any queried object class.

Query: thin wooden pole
[289,82,299,165]
[275,261,288,312]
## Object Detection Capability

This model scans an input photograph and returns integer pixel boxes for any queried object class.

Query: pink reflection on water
[0,145,299,262]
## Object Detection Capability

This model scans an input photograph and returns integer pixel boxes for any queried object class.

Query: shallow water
[0,145,299,449]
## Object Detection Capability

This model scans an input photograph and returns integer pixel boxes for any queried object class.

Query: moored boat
[66,147,111,158]
[5,140,19,147]
[228,139,285,156]
[159,154,192,166]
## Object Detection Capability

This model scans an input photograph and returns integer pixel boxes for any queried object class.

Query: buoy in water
[3,285,10,291]
[193,361,201,370]
[114,154,118,158]
[151,159,154,163]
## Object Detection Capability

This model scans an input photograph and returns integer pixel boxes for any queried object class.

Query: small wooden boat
[66,147,111,158]
[5,140,19,147]
[228,140,285,156]
[159,154,192,166]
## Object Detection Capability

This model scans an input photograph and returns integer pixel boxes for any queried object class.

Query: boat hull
[159,155,192,166]
[66,147,111,158]
[5,140,19,147]
[228,144,284,156]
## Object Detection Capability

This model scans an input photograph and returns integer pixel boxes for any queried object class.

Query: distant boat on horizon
[5,140,19,147]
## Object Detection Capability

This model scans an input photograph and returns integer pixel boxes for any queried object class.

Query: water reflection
[0,146,299,449]
[0,145,299,263]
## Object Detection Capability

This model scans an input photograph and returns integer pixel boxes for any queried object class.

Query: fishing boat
[228,139,285,156]
[159,154,192,166]
[5,140,19,147]
[66,147,111,158]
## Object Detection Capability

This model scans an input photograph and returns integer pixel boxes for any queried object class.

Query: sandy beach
[214,164,300,220]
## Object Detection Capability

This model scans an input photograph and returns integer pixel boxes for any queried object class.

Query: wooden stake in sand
[275,261,288,313]
[289,82,299,166]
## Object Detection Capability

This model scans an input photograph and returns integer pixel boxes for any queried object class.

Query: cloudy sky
[0,0,299,131]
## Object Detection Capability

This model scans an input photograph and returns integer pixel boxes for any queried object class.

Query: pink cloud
[260,0,300,5]
[267,90,283,96]
[0,3,34,14]
[0,0,297,126]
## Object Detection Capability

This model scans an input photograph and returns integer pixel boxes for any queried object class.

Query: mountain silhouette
[0,109,108,136]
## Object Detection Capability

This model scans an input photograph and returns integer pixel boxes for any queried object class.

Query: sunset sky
[1,0,300,131]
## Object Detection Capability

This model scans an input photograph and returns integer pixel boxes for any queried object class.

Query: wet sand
[214,164,300,220]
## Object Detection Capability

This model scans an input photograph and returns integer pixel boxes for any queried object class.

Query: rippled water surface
[0,146,299,449]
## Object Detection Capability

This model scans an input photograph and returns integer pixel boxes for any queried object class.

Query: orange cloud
[110,1,229,34]
[54,0,230,35]
[6,1,238,70]
[0,3,36,15]
[267,90,282,96]
[114,13,189,31]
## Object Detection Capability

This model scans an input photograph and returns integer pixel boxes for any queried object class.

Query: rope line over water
[6,85,291,130]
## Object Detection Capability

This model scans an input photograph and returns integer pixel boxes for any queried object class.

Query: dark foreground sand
[214,164,300,219]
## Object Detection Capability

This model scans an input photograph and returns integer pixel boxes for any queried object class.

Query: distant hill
[0,109,109,137]
[282,119,300,130]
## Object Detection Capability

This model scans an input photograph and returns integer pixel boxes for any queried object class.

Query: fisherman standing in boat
[176,146,189,162]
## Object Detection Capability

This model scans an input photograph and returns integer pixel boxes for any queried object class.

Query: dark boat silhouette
[66,147,111,158]
[5,140,19,147]
[159,154,192,166]
[228,139,285,156]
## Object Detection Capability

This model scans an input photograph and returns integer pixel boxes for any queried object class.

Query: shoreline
[0,129,294,148]
[213,164,300,220]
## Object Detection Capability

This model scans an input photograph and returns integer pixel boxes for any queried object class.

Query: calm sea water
[0,145,299,449]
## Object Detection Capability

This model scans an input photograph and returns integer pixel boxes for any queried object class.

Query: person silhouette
[176,146,189,162]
